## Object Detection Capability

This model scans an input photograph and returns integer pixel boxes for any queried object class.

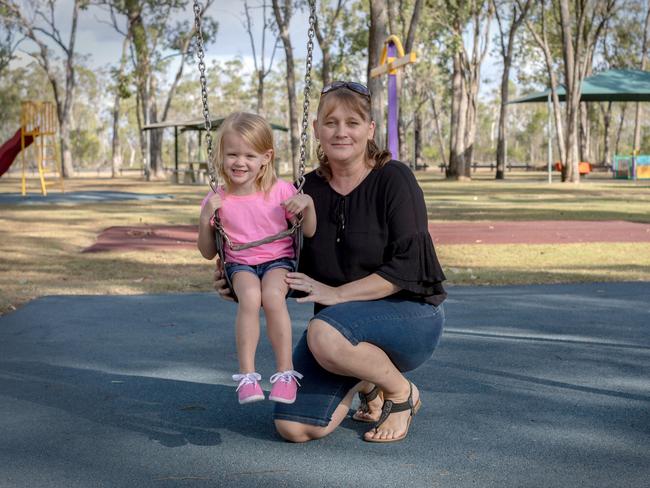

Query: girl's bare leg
[231,272,262,373]
[261,268,293,372]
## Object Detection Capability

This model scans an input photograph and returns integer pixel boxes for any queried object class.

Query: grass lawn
[1,170,649,315]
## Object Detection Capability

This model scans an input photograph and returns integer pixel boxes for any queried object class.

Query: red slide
[0,128,34,177]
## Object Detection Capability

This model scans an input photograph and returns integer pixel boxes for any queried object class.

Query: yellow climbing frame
[20,101,64,196]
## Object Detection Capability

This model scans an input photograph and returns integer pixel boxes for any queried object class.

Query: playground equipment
[14,101,63,195]
[370,35,417,159]
[554,161,591,176]
[21,101,63,195]
[612,155,650,180]
[0,128,34,178]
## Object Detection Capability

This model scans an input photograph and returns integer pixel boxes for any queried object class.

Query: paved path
[1,282,649,487]
[0,191,173,205]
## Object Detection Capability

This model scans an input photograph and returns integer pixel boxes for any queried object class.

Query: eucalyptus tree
[633,0,649,155]
[102,0,217,179]
[430,0,493,180]
[0,0,86,177]
[313,0,348,88]
[243,0,280,115]
[492,0,530,179]
[521,0,617,182]
[0,5,22,74]
[271,0,300,179]
[368,0,388,150]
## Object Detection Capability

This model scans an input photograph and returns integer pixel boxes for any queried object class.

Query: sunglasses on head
[321,81,371,99]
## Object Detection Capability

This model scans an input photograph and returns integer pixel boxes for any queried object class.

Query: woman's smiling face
[314,102,375,166]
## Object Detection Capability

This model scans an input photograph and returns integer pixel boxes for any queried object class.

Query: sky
[12,0,315,79]
[10,0,500,97]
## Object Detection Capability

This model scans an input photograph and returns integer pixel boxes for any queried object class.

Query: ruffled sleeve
[374,162,446,299]
[376,230,446,296]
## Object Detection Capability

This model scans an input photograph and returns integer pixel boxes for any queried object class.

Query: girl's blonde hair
[315,88,392,180]
[211,112,276,193]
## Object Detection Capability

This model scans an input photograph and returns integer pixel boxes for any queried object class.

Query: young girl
[197,112,316,405]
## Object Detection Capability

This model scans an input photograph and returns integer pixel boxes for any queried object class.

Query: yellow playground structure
[20,101,64,195]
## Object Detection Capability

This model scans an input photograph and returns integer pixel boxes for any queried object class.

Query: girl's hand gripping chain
[200,192,222,227]
[282,194,316,237]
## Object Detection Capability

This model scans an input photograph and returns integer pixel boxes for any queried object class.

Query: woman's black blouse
[300,160,447,311]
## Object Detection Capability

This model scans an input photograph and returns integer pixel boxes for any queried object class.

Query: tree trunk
[128,1,151,179]
[272,0,300,179]
[414,110,422,169]
[314,0,345,88]
[448,50,468,179]
[111,33,130,177]
[579,102,587,162]
[465,78,480,178]
[368,0,387,150]
[599,102,613,165]
[614,104,627,155]
[148,74,164,178]
[430,94,447,167]
[633,1,650,153]
[494,0,530,180]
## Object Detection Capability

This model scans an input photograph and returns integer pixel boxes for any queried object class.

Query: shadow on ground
[1,283,649,488]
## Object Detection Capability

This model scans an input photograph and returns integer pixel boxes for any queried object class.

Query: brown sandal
[352,385,383,423]
[364,382,421,443]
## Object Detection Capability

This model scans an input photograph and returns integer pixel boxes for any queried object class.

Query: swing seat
[215,221,303,303]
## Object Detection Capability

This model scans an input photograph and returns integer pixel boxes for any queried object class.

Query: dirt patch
[428,220,650,245]
[83,220,650,253]
[83,225,198,252]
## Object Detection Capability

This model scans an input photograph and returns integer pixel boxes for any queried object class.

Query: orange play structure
[554,161,591,176]
[0,101,64,195]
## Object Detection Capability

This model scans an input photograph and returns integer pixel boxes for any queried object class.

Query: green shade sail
[510,69,650,103]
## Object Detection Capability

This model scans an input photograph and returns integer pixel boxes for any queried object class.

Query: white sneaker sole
[268,396,296,404]
[239,394,265,404]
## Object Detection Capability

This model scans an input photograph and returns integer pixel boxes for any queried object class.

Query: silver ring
[309,285,313,294]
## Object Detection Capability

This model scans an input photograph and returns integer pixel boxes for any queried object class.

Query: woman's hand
[286,272,341,306]
[213,258,235,302]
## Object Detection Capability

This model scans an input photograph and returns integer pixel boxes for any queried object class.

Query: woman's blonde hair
[315,88,392,180]
[211,112,276,193]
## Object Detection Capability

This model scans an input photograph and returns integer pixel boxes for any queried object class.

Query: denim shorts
[273,298,445,427]
[225,257,297,282]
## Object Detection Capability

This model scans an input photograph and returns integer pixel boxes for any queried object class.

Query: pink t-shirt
[201,179,297,265]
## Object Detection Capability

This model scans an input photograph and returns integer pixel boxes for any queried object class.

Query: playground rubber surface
[0,191,173,205]
[1,282,648,487]
[82,220,650,252]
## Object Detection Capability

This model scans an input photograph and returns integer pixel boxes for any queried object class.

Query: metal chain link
[297,0,316,193]
[193,1,217,193]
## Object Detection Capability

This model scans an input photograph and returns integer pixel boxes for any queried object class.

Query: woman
[214,81,446,443]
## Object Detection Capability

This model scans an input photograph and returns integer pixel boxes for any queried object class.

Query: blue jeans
[273,298,445,427]
[225,257,297,282]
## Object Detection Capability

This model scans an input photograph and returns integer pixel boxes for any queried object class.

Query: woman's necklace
[331,166,370,196]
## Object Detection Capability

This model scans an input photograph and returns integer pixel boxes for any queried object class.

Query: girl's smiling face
[221,131,272,195]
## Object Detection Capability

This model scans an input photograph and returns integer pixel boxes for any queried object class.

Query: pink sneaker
[269,370,303,404]
[232,372,265,404]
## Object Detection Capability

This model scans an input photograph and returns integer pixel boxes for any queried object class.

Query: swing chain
[297,0,316,193]
[193,0,217,193]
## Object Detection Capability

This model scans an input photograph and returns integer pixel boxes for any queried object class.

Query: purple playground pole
[387,41,399,159]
